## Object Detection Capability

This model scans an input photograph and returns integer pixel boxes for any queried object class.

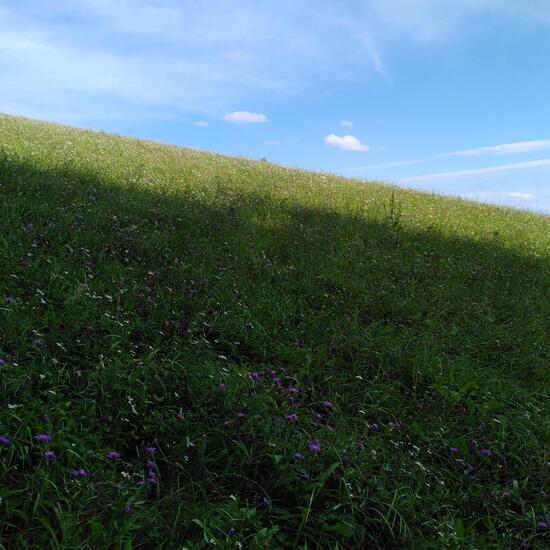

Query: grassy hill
[0,114,548,549]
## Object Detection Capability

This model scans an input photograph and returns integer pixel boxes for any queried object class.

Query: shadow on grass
[2,155,547,381]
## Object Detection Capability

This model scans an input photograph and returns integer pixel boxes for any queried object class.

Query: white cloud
[340,120,353,128]
[194,120,209,128]
[224,111,268,124]
[401,159,550,182]
[445,140,550,157]
[325,134,371,152]
[468,191,536,200]
[347,139,550,173]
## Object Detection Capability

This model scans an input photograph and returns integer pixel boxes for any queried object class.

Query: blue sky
[2,1,550,213]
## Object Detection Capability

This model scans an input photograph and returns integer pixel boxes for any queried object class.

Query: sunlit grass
[0,114,548,549]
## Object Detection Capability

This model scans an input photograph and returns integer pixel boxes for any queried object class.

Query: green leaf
[327,522,354,538]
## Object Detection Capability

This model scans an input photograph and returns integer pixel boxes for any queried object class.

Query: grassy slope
[0,114,548,549]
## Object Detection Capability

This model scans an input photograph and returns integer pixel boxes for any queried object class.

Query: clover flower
[308,439,321,453]
[34,434,53,442]
[107,451,122,460]
[69,468,88,478]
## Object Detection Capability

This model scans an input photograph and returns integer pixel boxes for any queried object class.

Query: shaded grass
[0,114,549,548]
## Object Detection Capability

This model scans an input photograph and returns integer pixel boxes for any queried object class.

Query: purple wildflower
[323,401,333,409]
[288,386,299,395]
[302,472,310,481]
[147,461,156,470]
[293,452,303,461]
[250,372,262,382]
[342,454,350,462]
[536,519,548,530]
[107,451,122,460]
[0,359,6,366]
[43,414,49,423]
[33,338,43,347]
[124,506,133,514]
[308,439,321,454]
[262,496,271,507]
[145,446,156,455]
[34,434,53,442]
[236,411,245,418]
[357,441,366,451]
[502,491,512,498]
[228,527,237,536]
[481,448,492,456]
[0,435,12,445]
[148,471,157,484]
[44,450,56,460]
[5,297,14,304]
[286,413,298,423]
[218,382,226,391]
[370,422,380,430]
[69,468,88,478]
[449,447,460,453]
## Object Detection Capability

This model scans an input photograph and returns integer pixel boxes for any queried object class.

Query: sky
[2,1,550,213]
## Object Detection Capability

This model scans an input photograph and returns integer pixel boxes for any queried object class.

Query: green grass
[0,113,548,549]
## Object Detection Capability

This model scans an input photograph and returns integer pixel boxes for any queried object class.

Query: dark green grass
[0,114,548,549]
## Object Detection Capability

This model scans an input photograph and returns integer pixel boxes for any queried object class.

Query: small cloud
[340,120,353,128]
[445,140,550,157]
[325,134,371,152]
[471,191,536,200]
[401,159,550,183]
[194,120,209,128]
[264,140,281,146]
[224,111,268,124]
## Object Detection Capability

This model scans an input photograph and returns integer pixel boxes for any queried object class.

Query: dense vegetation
[0,114,548,549]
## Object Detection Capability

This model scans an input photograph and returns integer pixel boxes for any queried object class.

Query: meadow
[0,114,548,549]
